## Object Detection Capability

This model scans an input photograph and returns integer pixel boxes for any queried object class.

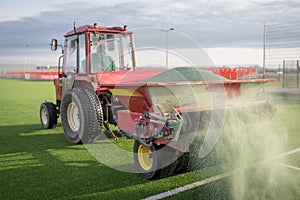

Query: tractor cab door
[62,34,87,97]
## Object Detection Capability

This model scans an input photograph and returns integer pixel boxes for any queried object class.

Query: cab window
[63,34,86,74]
[63,35,77,74]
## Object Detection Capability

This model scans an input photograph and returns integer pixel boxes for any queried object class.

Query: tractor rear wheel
[61,88,103,144]
[40,102,58,129]
[133,140,177,180]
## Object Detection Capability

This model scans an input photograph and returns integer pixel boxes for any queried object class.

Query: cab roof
[64,24,133,37]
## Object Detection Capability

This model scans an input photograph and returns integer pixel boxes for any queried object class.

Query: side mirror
[51,39,58,51]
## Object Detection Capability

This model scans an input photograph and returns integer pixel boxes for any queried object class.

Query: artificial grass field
[0,78,300,200]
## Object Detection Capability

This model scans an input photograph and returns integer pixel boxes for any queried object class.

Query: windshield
[90,33,133,73]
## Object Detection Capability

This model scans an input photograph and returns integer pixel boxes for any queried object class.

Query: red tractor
[40,23,274,179]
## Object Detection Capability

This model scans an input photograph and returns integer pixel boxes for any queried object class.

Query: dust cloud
[190,97,299,199]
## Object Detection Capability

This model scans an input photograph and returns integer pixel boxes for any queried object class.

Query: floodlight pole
[263,25,266,79]
[161,28,174,69]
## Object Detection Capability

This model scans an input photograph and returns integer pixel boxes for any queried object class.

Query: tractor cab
[61,24,135,75]
[52,24,135,73]
[50,24,136,100]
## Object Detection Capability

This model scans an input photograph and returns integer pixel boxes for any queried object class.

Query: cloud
[0,0,299,65]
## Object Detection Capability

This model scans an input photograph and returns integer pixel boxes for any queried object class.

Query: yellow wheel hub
[137,145,153,171]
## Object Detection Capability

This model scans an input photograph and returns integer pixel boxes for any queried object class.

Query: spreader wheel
[175,152,190,173]
[133,140,177,180]
[61,88,103,144]
[40,102,58,129]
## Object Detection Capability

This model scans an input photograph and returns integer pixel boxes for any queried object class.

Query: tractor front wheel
[133,140,177,180]
[40,102,58,129]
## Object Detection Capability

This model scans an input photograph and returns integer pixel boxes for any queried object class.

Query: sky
[0,0,300,67]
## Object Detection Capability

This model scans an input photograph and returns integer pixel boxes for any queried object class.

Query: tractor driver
[92,44,116,72]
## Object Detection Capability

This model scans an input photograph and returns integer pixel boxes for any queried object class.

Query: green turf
[264,80,283,87]
[0,78,300,200]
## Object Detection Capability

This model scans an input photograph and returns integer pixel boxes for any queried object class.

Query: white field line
[144,171,235,200]
[279,163,300,171]
[268,148,300,161]
[143,147,300,200]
